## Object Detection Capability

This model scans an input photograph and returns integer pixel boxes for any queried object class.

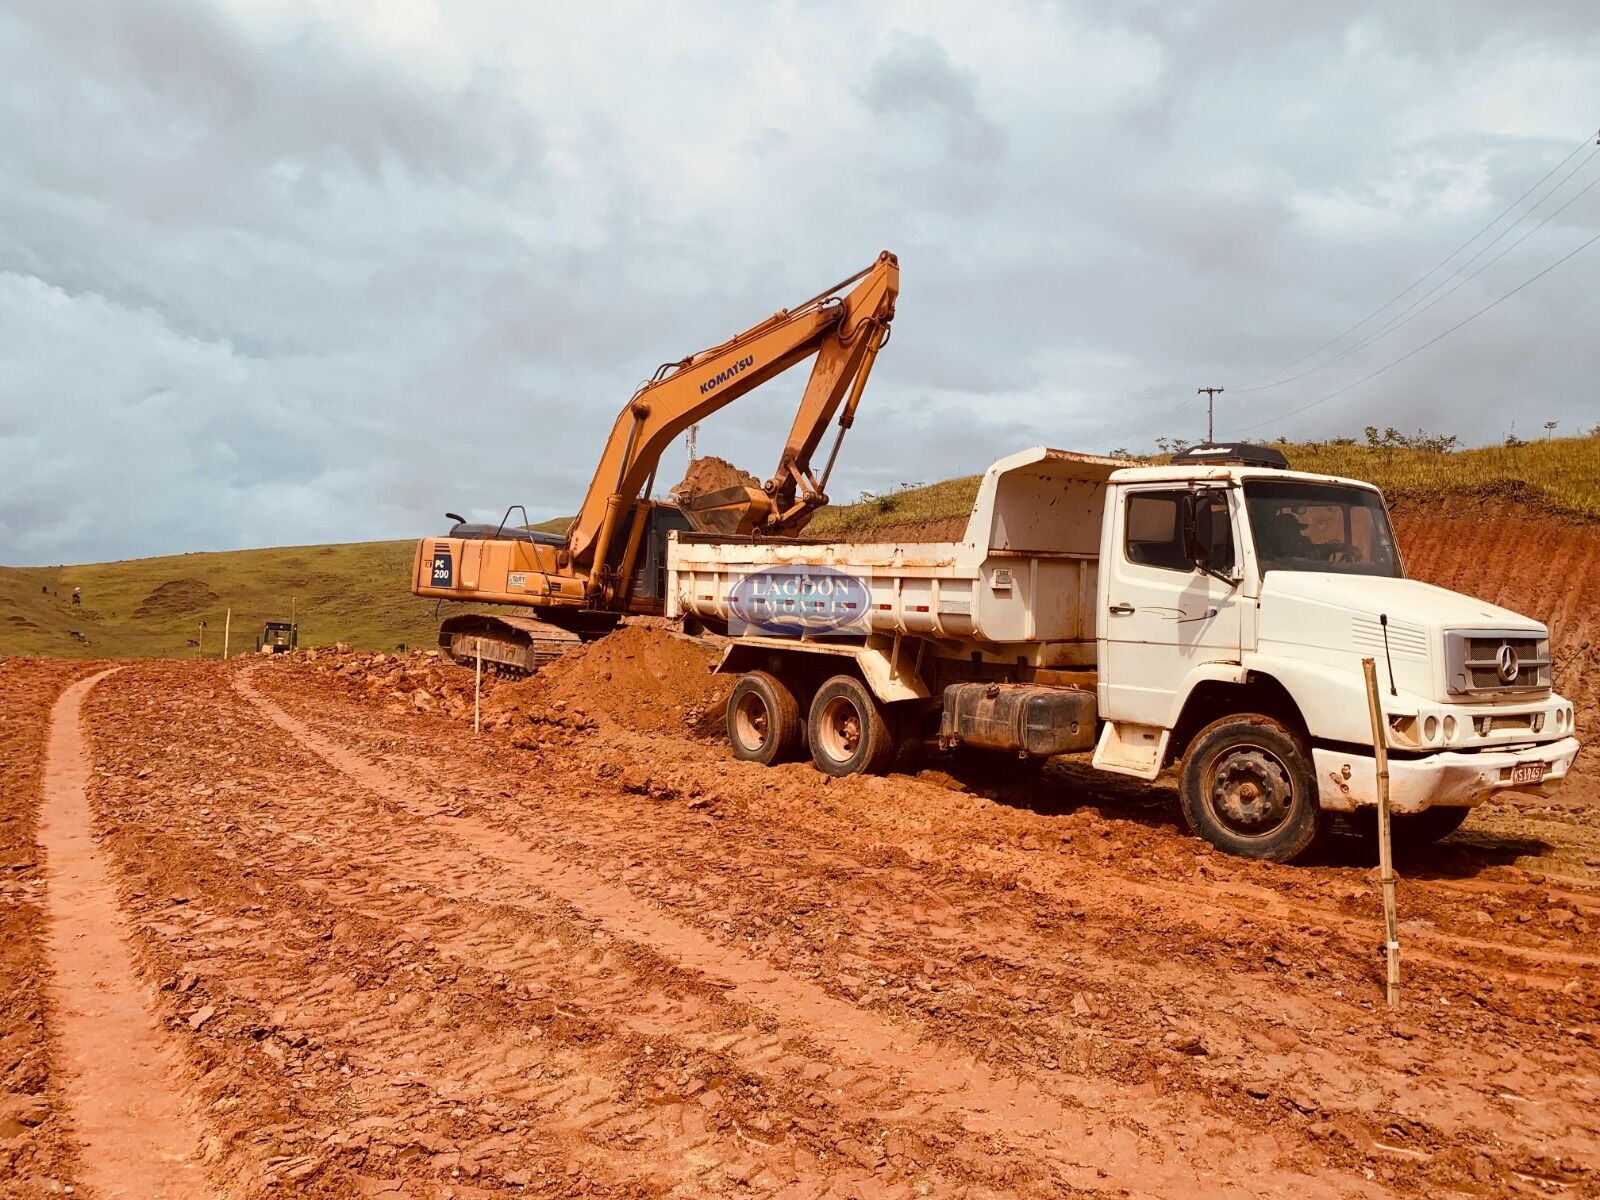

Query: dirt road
[6,652,1599,1198]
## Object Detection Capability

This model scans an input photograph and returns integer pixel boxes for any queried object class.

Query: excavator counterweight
[411,251,899,671]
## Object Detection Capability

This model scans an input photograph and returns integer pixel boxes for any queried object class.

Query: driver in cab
[1255,505,1319,571]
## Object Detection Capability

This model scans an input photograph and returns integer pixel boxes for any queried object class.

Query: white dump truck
[666,443,1581,861]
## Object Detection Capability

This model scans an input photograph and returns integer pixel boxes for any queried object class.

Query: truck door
[1098,486,1243,728]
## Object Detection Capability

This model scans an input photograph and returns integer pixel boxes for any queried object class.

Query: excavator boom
[569,251,898,575]
[410,250,899,671]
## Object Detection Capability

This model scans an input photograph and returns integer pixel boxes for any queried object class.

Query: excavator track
[438,613,605,676]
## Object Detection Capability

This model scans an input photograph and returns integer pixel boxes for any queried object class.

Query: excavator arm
[412,251,898,670]
[568,251,899,591]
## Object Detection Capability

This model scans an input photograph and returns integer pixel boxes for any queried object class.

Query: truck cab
[667,443,1580,862]
[1093,444,1577,856]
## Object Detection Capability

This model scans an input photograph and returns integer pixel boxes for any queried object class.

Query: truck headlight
[1442,715,1458,743]
[1422,715,1440,743]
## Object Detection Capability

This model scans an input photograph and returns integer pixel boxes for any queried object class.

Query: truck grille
[1445,630,1550,695]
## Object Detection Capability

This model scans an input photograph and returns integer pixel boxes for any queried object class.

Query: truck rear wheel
[1179,716,1330,863]
[727,672,802,765]
[808,676,896,777]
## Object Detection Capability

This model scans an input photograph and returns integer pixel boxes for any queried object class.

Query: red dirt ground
[1,658,98,1198]
[2,647,1595,1198]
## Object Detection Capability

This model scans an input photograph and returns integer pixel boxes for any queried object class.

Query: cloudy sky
[2,1,1596,565]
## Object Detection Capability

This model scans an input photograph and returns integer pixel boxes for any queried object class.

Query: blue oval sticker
[727,565,869,637]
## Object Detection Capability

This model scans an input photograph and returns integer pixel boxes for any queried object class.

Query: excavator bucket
[679,485,777,537]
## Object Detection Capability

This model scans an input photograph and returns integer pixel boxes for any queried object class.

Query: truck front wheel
[808,675,896,777]
[727,671,802,765]
[1179,716,1331,863]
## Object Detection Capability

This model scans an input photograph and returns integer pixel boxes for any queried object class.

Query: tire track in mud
[90,680,829,1195]
[269,664,1600,1196]
[38,670,208,1200]
[235,668,1376,1200]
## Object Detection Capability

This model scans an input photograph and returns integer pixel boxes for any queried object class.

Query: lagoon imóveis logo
[727,565,869,637]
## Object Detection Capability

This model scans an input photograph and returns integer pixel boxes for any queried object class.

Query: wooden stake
[223,608,231,659]
[474,639,483,734]
[1361,657,1402,1006]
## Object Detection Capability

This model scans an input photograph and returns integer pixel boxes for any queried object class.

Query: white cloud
[1,0,1597,564]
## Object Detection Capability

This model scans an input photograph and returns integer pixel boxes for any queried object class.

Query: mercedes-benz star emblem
[1496,643,1520,684]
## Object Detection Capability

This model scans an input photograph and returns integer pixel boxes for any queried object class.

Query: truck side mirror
[1182,490,1224,571]
[1182,493,1209,568]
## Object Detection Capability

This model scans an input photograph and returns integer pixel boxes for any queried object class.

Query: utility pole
[1197,387,1224,444]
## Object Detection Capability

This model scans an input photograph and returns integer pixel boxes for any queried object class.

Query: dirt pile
[670,455,759,503]
[132,578,219,620]
[293,645,493,721]
[281,625,731,741]
[487,623,730,737]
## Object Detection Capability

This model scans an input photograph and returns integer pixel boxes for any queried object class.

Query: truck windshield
[1243,480,1402,577]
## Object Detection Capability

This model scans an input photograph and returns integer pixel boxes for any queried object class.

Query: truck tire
[1179,716,1331,863]
[1349,805,1471,851]
[726,672,802,765]
[808,675,896,777]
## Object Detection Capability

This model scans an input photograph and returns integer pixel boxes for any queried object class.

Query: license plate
[1511,761,1547,786]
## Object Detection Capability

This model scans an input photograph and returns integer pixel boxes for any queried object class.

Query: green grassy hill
[808,434,1600,539]
[0,540,449,659]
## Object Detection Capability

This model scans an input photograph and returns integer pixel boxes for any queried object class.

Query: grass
[809,434,1600,539]
[0,540,453,660]
[809,475,985,538]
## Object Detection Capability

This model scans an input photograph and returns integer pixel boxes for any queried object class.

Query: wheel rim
[816,695,863,763]
[1206,744,1295,838]
[732,690,771,751]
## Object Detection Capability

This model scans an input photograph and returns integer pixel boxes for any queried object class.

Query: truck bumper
[1313,737,1580,813]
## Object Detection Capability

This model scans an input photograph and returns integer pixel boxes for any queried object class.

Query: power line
[1238,128,1600,388]
[1106,392,1209,450]
[1234,160,1600,393]
[1232,227,1600,435]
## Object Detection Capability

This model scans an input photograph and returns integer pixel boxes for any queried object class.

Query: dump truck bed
[666,446,1127,662]
[667,532,1097,651]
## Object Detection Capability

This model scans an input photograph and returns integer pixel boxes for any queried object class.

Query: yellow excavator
[410,251,899,672]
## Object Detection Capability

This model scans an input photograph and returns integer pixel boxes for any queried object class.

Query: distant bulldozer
[257,621,298,654]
